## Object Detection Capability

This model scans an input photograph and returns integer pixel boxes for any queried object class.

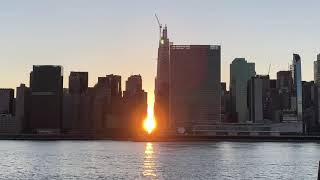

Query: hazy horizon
[1,0,320,107]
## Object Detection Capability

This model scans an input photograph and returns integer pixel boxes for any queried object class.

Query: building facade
[69,72,88,94]
[29,65,63,133]
[292,54,303,122]
[15,84,30,132]
[154,26,170,132]
[230,58,256,123]
[314,54,320,86]
[169,45,221,130]
[0,89,14,115]
[248,76,263,123]
[277,71,293,110]
[123,75,148,135]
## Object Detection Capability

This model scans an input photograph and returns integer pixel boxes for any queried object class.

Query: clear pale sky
[1,0,320,107]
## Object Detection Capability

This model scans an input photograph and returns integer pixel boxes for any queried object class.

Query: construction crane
[155,14,162,39]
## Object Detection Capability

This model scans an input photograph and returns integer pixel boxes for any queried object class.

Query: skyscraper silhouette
[124,75,148,135]
[29,65,63,133]
[69,72,88,95]
[0,89,14,115]
[292,54,303,131]
[154,26,170,132]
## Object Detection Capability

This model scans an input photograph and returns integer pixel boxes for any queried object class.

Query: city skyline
[2,1,320,109]
[1,2,320,179]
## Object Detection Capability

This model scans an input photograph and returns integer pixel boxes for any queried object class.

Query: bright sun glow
[143,106,156,134]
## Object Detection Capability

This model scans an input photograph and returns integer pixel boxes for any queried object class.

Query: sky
[1,0,320,107]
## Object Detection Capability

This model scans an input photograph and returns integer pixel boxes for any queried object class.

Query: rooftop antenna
[155,14,162,39]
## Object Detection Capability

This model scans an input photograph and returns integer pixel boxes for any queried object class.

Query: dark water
[0,141,319,179]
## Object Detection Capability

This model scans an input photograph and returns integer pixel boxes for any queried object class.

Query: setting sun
[143,106,156,134]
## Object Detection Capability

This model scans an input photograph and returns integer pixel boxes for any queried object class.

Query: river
[0,141,319,179]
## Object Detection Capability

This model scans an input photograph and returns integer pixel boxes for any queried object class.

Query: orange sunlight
[143,106,156,134]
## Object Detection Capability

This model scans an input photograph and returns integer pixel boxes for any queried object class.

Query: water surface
[0,141,319,179]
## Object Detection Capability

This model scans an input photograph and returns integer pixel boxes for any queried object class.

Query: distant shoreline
[0,134,320,142]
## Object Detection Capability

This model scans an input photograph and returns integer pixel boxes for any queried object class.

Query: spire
[163,25,167,39]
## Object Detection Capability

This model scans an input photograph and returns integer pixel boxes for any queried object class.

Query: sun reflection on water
[143,142,157,179]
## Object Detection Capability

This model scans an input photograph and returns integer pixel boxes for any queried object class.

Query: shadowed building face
[29,65,63,133]
[69,72,88,95]
[0,89,14,115]
[170,45,221,130]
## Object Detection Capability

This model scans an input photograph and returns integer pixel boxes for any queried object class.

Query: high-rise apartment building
[230,58,256,123]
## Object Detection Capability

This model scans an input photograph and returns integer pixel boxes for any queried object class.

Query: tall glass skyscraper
[230,58,256,123]
[314,54,320,86]
[314,54,320,125]
[292,54,303,128]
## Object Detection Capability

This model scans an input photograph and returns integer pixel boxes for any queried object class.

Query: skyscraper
[0,89,14,115]
[123,75,147,135]
[154,26,170,132]
[292,54,303,119]
[124,75,143,96]
[66,72,90,132]
[277,71,293,92]
[314,54,320,126]
[69,72,88,94]
[93,74,123,133]
[169,45,221,130]
[314,54,320,86]
[105,74,122,99]
[15,84,30,132]
[302,81,315,110]
[292,54,303,132]
[230,58,256,123]
[248,76,263,123]
[277,71,293,110]
[29,65,63,133]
